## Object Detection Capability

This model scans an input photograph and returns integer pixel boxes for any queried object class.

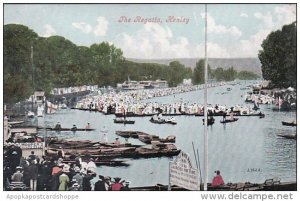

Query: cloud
[240,13,248,18]
[114,23,231,59]
[201,13,242,37]
[115,23,194,59]
[72,22,92,33]
[195,42,230,58]
[94,16,109,36]
[254,12,273,28]
[114,5,296,59]
[236,4,296,57]
[42,24,56,37]
[274,4,296,27]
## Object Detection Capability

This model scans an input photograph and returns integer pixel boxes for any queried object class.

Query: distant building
[117,79,168,90]
[50,85,98,95]
[182,78,192,86]
[34,91,45,104]
[28,91,45,104]
[152,79,168,88]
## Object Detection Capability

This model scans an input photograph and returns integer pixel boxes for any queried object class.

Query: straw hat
[72,183,80,187]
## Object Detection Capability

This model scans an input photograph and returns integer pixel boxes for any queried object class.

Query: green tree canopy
[258,22,296,88]
[4,24,194,103]
[193,59,212,84]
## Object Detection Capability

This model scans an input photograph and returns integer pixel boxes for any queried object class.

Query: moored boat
[202,118,215,125]
[220,118,239,124]
[277,134,296,140]
[114,118,135,124]
[150,118,165,124]
[165,117,177,125]
[138,134,176,144]
[282,121,296,126]
[62,159,129,167]
[115,131,146,138]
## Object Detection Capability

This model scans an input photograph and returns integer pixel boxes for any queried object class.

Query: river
[37,81,296,187]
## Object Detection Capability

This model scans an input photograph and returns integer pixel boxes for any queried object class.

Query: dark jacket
[94,180,106,191]
[28,164,38,180]
[82,174,95,191]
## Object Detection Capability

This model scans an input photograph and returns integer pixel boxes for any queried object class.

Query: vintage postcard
[2,2,297,199]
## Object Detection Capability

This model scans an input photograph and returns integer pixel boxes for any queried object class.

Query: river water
[38,81,296,187]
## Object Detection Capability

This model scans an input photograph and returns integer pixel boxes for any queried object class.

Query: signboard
[170,151,200,190]
[15,142,44,149]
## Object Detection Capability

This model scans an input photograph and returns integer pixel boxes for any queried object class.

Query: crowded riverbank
[3,80,296,191]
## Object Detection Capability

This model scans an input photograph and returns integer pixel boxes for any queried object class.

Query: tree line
[4,24,258,104]
[193,59,259,84]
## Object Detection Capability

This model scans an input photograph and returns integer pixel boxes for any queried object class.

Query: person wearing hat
[28,160,38,191]
[86,158,96,173]
[82,170,96,191]
[121,181,131,191]
[211,170,225,187]
[52,163,63,176]
[54,122,62,130]
[69,182,80,191]
[94,175,106,191]
[11,167,23,182]
[28,151,37,163]
[57,148,65,159]
[114,138,121,145]
[104,176,112,191]
[111,177,124,191]
[69,178,78,188]
[85,123,91,129]
[59,165,70,191]
[40,160,52,190]
[72,166,83,190]
[51,163,64,191]
[71,125,77,131]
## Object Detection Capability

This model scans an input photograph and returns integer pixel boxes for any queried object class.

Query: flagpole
[203,3,208,191]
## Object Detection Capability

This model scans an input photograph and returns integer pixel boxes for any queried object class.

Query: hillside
[127,58,262,75]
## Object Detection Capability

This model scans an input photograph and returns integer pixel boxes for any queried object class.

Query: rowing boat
[114,119,135,124]
[62,159,129,167]
[282,121,297,126]
[202,118,215,125]
[220,118,239,124]
[277,134,296,140]
[37,127,95,131]
[115,131,143,138]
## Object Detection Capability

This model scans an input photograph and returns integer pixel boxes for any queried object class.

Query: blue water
[38,82,296,187]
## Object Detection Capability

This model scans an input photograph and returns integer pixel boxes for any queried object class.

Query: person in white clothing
[86,158,96,173]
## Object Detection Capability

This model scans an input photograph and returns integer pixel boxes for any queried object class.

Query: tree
[193,59,212,84]
[4,24,38,103]
[258,22,296,88]
[168,61,186,86]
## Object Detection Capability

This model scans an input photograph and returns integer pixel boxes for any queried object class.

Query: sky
[4,4,296,59]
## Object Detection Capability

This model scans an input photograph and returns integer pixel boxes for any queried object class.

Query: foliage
[193,59,257,83]
[237,71,260,80]
[4,24,193,103]
[193,59,212,84]
[258,22,296,88]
